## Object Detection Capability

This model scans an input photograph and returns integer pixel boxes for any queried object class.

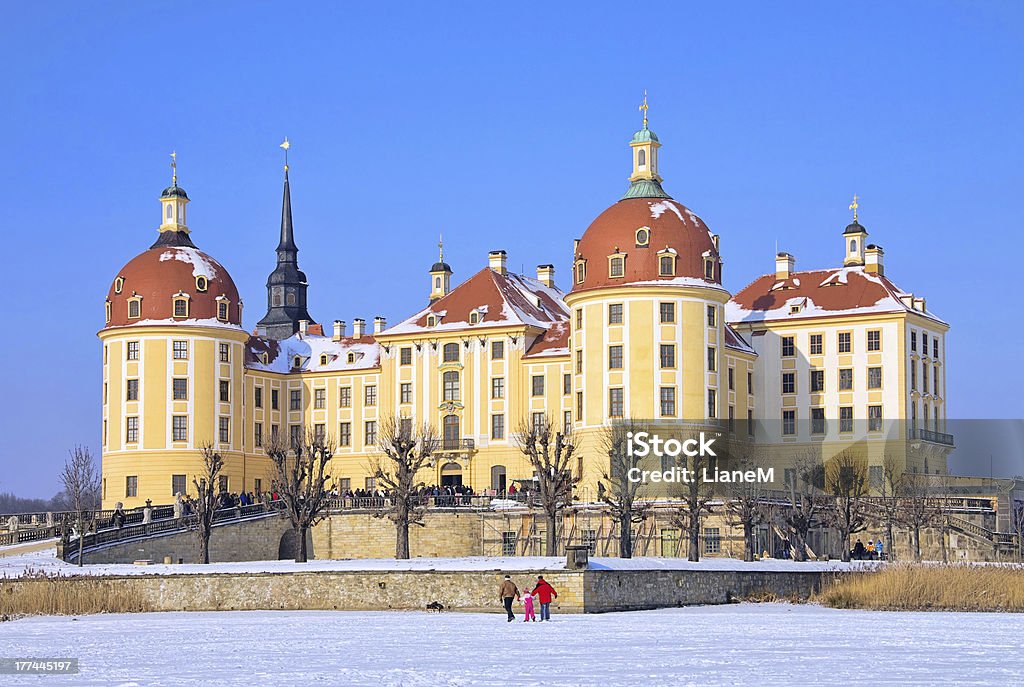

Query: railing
[946,515,1019,549]
[906,427,955,446]
[440,438,476,451]
[323,493,532,511]
[0,525,62,547]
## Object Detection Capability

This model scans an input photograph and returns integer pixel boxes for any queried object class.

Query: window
[575,261,586,284]
[728,406,735,432]
[173,298,188,318]
[810,370,824,393]
[563,373,571,395]
[443,342,459,362]
[608,303,623,324]
[254,386,263,408]
[838,332,852,354]
[364,421,377,445]
[219,417,230,443]
[577,391,583,420]
[219,380,230,403]
[867,367,882,390]
[811,408,826,435]
[289,424,302,448]
[502,531,518,556]
[173,415,188,441]
[400,347,412,365]
[126,476,138,498]
[933,367,940,396]
[218,476,228,493]
[314,388,326,409]
[707,389,717,418]
[254,422,263,447]
[314,423,325,441]
[217,301,228,321]
[933,339,939,359]
[254,478,263,494]
[911,331,918,352]
[575,350,583,374]
[659,302,675,323]
[704,259,715,280]
[660,387,676,417]
[575,310,583,329]
[319,354,328,366]
[171,474,186,497]
[660,344,675,368]
[127,341,140,360]
[781,336,795,357]
[922,333,929,356]
[271,389,280,410]
[443,371,461,401]
[426,315,437,327]
[531,412,545,434]
[339,422,351,446]
[782,410,796,436]
[728,367,734,390]
[469,311,480,325]
[609,256,624,278]
[290,389,302,410]
[400,383,413,404]
[911,362,917,390]
[491,414,505,440]
[173,340,188,359]
[219,343,229,362]
[339,387,351,408]
[491,340,504,360]
[364,385,377,406]
[608,345,623,370]
[114,277,124,294]
[346,353,355,364]
[128,299,141,319]
[126,379,139,401]
[563,410,572,434]
[638,148,647,168]
[636,227,649,245]
[532,375,545,396]
[172,376,187,401]
[867,330,881,352]
[491,377,505,399]
[706,305,716,327]
[126,416,139,443]
[810,334,823,355]
[195,276,207,292]
[839,368,853,391]
[839,406,854,433]
[609,388,624,417]
[704,527,721,554]
[707,346,716,372]
[659,255,674,276]
[747,372,753,395]
[365,477,377,491]
[868,405,883,432]
[922,362,929,393]
[271,424,279,441]
[782,372,795,394]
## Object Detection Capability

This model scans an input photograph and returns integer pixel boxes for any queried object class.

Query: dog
[425,601,445,612]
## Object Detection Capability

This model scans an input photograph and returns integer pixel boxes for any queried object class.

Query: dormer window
[292,356,302,369]
[635,227,650,247]
[427,314,437,327]
[470,309,484,325]
[104,300,111,323]
[609,254,625,278]
[215,295,230,322]
[114,277,124,294]
[704,259,715,280]
[575,260,587,284]
[260,352,268,364]
[196,276,208,292]
[657,251,676,277]
[320,354,329,366]
[173,296,189,318]
[347,352,356,364]
[127,296,142,320]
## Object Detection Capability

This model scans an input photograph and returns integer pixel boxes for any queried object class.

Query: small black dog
[425,601,445,612]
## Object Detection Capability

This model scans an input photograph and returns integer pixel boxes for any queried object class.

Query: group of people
[851,538,886,561]
[333,484,477,507]
[499,575,558,623]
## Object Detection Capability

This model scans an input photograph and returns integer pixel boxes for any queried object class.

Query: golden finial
[280,137,290,172]
[639,90,649,128]
[170,150,177,186]
[438,233,444,262]
[849,193,859,222]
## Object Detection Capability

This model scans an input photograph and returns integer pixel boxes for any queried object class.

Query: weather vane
[849,193,859,222]
[639,90,649,128]
[280,137,290,172]
[170,150,177,186]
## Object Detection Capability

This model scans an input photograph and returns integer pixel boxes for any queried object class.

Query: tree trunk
[912,528,921,562]
[545,512,559,557]
[840,530,851,562]
[886,524,894,562]
[743,522,754,562]
[792,530,807,562]
[396,516,410,560]
[297,525,309,563]
[688,518,700,562]
[77,522,84,567]
[619,513,632,559]
[201,535,210,564]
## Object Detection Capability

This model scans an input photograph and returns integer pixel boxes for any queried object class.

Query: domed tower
[98,157,250,508]
[565,102,731,428]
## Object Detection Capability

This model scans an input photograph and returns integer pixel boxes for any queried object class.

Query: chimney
[489,250,507,275]
[865,244,885,276]
[333,320,346,341]
[352,318,366,338]
[298,319,309,336]
[711,234,720,251]
[537,264,555,288]
[373,316,387,334]
[775,252,795,280]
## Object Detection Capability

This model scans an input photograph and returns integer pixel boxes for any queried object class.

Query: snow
[649,199,685,221]
[2,605,1021,686]
[246,333,381,373]
[159,247,219,280]
[110,317,245,331]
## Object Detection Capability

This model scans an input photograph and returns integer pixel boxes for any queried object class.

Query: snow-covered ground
[0,548,871,578]
[1,605,1021,686]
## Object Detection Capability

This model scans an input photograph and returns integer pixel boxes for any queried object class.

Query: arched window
[347,352,356,364]
[173,298,188,318]
[104,301,111,323]
[704,259,715,280]
[434,277,441,289]
[320,354,328,366]
[443,414,460,450]
[166,205,172,220]
[659,255,674,276]
[272,288,283,307]
[286,292,296,306]
[850,239,857,253]
[293,356,302,369]
[575,261,586,284]
[638,149,646,168]
[443,342,459,362]
[609,256,624,278]
[443,370,460,401]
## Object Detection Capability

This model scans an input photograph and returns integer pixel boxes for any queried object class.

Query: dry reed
[0,570,152,617]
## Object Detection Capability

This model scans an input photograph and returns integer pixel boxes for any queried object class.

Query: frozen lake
[2,604,1021,686]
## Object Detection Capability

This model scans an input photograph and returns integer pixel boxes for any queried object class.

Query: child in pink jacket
[522,588,537,622]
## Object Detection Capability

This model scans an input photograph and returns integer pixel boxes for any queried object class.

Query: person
[532,575,557,621]
[866,540,876,559]
[499,575,520,622]
[852,539,866,560]
[876,539,885,561]
[522,587,536,623]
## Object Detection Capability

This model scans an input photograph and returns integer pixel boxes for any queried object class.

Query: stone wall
[312,510,481,560]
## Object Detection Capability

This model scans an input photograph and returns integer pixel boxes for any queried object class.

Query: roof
[631,126,659,143]
[726,265,946,326]
[383,268,569,336]
[723,324,756,355]
[621,178,671,200]
[523,320,570,359]
[245,332,380,373]
[161,185,189,200]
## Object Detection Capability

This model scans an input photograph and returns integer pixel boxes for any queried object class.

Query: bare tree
[825,451,870,562]
[777,451,825,562]
[372,415,439,560]
[60,446,101,566]
[875,453,904,561]
[598,419,652,558]
[192,442,224,564]
[897,472,939,562]
[515,414,580,556]
[1012,500,1024,563]
[264,427,335,563]
[724,447,768,562]
[669,430,717,562]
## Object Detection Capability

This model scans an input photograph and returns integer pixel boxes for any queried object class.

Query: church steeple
[622,92,670,200]
[256,138,315,340]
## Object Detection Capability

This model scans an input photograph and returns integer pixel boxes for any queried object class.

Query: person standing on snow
[532,575,558,621]
[522,587,537,622]
[499,575,520,622]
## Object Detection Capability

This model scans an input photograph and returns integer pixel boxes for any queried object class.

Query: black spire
[277,169,298,254]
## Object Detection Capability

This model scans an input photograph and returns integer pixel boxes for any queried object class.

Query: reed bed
[0,569,152,617]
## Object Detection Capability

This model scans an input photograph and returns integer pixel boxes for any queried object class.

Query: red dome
[105,245,242,327]
[572,197,721,292]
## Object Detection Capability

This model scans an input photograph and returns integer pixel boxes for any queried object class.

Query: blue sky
[1,2,1021,497]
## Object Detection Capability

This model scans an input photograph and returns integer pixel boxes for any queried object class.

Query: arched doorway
[440,461,463,487]
[491,465,507,494]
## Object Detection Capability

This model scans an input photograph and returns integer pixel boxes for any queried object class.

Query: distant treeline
[0,491,69,514]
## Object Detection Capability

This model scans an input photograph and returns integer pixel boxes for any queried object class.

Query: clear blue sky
[1,2,1021,497]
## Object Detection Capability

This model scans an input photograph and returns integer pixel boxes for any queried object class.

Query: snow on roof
[723,324,756,355]
[246,332,381,373]
[649,200,684,222]
[523,320,570,359]
[108,317,245,332]
[159,247,219,280]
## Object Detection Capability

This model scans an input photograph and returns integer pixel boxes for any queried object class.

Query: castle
[99,112,951,509]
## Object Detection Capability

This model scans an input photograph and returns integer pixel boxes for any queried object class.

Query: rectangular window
[314,423,325,441]
[867,367,882,389]
[659,302,676,323]
[563,373,571,395]
[443,343,459,363]
[933,339,939,359]
[126,475,138,498]
[365,477,377,491]
[254,422,263,447]
[254,478,263,495]
[492,414,505,439]
[271,389,279,410]
[126,416,139,443]
[491,377,505,399]
[563,410,572,434]
[781,336,795,357]
[747,372,753,395]
[575,350,583,374]
[706,305,716,327]
[839,406,854,433]
[364,421,377,446]
[290,389,302,411]
[728,367,734,390]
[219,417,230,443]
[609,345,623,369]
[707,389,717,418]
[660,387,676,417]
[443,373,460,401]
[782,372,795,394]
[577,391,583,420]
[838,332,852,354]
[868,405,883,432]
[172,415,188,441]
[922,333,929,356]
[364,385,377,406]
[728,405,735,432]
[810,369,824,393]
[575,309,583,329]
[173,340,188,359]
[339,387,351,407]
[811,408,826,435]
[609,388,624,417]
[532,412,546,434]
[809,334,823,355]
[171,474,186,497]
[126,378,139,401]
[922,362,929,393]
[660,344,675,368]
[707,346,716,372]
[911,331,917,352]
[400,347,413,365]
[219,380,230,403]
[839,368,853,391]
[314,388,326,409]
[704,527,721,554]
[502,531,518,557]
[911,362,917,390]
[254,386,263,408]
[933,367,939,396]
[290,424,302,448]
[218,476,228,493]
[608,303,624,324]
[271,424,279,441]
[339,422,351,446]
[867,330,881,352]
[127,341,140,360]
[532,375,545,396]
[219,343,230,362]
[782,410,796,436]
[400,383,413,404]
